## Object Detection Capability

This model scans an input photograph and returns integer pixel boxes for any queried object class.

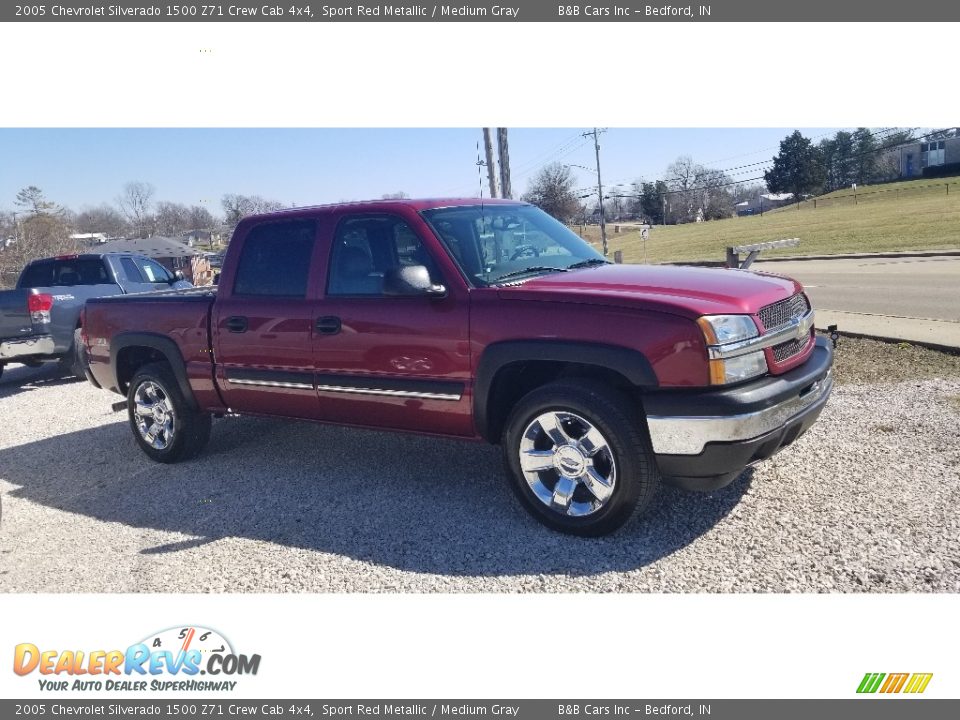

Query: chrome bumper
[0,335,56,360]
[647,370,833,456]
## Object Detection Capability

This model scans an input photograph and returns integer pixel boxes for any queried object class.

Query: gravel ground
[0,348,958,593]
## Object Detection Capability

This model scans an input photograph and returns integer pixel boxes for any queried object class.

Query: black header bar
[4,1,958,22]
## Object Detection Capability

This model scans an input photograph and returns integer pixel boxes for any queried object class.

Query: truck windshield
[421,204,606,286]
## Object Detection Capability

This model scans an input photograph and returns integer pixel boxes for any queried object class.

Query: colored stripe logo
[857,672,933,694]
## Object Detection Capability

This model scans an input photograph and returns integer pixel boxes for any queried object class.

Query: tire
[58,328,86,378]
[501,379,660,536]
[127,362,211,463]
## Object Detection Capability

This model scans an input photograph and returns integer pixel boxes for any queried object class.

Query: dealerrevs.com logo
[13,626,261,692]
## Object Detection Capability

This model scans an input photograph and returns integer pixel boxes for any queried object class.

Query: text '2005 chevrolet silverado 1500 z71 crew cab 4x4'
[82,199,833,535]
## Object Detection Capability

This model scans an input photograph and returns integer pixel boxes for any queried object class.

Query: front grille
[758,293,809,331]
[772,337,806,363]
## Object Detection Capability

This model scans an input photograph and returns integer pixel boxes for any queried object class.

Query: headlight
[697,314,767,385]
[697,315,759,345]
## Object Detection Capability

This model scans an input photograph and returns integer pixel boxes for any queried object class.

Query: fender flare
[110,332,198,410]
[474,339,659,442]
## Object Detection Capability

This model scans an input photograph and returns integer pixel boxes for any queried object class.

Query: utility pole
[497,128,512,199]
[482,128,499,198]
[584,127,608,255]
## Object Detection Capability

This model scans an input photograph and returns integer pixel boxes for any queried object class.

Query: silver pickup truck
[0,253,192,380]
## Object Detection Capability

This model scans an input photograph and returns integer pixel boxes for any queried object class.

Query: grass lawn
[574,177,960,264]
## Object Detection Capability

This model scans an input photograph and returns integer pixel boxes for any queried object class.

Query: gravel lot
[1,341,958,593]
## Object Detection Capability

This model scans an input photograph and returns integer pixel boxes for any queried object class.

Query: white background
[0,20,957,701]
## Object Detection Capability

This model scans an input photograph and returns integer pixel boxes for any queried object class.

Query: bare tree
[75,204,126,236]
[381,191,409,200]
[664,157,735,223]
[221,193,284,230]
[521,163,580,223]
[186,205,216,230]
[118,181,156,238]
[154,201,191,237]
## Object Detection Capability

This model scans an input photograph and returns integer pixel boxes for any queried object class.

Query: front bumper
[644,337,834,491]
[0,334,56,361]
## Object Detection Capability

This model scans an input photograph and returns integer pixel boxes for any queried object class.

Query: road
[755,255,960,347]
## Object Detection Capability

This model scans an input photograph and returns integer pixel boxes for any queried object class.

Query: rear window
[19,258,111,288]
[233,219,316,297]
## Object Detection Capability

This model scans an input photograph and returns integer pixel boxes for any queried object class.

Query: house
[735,193,794,216]
[69,232,108,246]
[98,235,213,285]
[895,135,960,179]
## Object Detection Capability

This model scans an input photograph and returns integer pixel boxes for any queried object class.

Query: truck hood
[496,263,802,318]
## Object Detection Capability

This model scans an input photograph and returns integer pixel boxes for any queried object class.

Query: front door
[311,212,473,437]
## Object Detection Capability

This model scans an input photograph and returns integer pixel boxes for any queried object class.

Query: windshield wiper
[491,266,570,283]
[567,258,611,269]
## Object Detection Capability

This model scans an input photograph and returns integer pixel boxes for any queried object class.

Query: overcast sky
[0,127,847,214]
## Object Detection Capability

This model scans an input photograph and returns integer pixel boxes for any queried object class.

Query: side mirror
[173,270,185,282]
[383,265,446,297]
[213,272,221,286]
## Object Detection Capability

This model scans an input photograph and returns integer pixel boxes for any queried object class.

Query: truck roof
[245,197,527,221]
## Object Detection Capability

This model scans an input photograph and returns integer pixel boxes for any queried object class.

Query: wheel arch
[475,340,659,443]
[111,333,198,410]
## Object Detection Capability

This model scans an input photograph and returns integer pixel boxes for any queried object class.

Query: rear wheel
[128,362,211,463]
[502,380,660,536]
[58,328,86,378]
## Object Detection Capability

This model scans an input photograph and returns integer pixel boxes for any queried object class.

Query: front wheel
[128,362,211,463]
[502,380,660,536]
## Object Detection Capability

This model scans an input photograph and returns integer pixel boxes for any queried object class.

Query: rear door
[311,211,473,436]
[212,216,323,419]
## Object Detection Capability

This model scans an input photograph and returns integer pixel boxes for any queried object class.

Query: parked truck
[0,253,192,380]
[82,199,833,535]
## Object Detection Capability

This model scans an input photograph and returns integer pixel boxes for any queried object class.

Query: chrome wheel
[133,380,177,450]
[518,410,616,517]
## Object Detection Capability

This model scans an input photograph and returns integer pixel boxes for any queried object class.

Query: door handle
[315,316,341,335]
[226,316,248,333]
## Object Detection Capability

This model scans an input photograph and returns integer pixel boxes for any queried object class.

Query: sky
[0,128,847,215]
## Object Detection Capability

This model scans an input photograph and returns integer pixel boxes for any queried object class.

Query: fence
[779,179,959,212]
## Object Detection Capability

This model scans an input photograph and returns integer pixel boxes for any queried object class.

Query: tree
[663,157,735,223]
[185,205,216,230]
[632,180,667,224]
[819,131,855,192]
[74,204,126,236]
[764,131,824,200]
[154,201,188,236]
[521,162,579,223]
[15,186,59,216]
[851,127,879,186]
[1,187,76,287]
[221,194,284,230]
[118,181,155,238]
[381,191,409,200]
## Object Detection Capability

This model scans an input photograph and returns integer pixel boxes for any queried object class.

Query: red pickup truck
[83,198,833,536]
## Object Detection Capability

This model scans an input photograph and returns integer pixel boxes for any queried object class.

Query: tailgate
[0,289,35,339]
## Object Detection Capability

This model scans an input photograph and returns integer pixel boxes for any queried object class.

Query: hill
[577,177,960,264]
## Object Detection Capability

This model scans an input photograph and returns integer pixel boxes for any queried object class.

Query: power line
[588,126,913,195]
